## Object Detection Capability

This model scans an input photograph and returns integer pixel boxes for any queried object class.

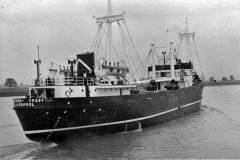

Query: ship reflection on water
[2,86,240,159]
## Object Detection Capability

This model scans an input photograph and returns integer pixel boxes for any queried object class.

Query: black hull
[14,82,204,142]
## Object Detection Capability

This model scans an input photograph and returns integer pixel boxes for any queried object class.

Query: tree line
[1,78,29,88]
[209,75,236,82]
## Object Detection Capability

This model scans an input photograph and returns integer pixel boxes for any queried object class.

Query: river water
[1,86,240,159]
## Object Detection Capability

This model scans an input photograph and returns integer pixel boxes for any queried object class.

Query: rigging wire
[123,21,146,73]
[121,30,138,70]
[102,27,122,61]
[90,23,102,51]
[118,22,134,77]
[121,22,146,78]
[96,25,104,56]
[118,22,139,76]
[192,38,205,80]
[132,47,152,79]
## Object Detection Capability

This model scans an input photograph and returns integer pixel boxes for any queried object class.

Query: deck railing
[34,77,95,87]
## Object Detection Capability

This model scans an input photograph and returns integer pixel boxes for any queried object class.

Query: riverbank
[0,88,28,97]
[205,80,240,87]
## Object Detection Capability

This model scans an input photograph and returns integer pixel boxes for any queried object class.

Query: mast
[151,43,155,79]
[179,17,195,62]
[185,17,190,60]
[178,17,204,80]
[166,29,175,79]
[37,45,40,80]
[107,0,112,62]
[92,0,144,79]
[170,42,175,79]
[34,45,41,86]
[94,0,124,64]
[162,51,166,66]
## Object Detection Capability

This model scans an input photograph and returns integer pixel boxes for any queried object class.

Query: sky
[1,0,240,84]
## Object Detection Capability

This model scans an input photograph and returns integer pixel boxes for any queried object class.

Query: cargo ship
[13,0,204,142]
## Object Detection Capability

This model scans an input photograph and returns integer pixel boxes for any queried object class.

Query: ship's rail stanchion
[42,77,84,86]
[87,77,95,86]
[32,76,88,86]
[45,77,55,86]
[76,77,84,86]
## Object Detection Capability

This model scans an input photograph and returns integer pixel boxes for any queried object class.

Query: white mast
[185,17,190,61]
[179,17,195,62]
[151,43,155,79]
[179,17,204,80]
[170,42,175,79]
[107,0,112,62]
[92,0,144,79]
[95,0,124,63]
[166,29,175,79]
